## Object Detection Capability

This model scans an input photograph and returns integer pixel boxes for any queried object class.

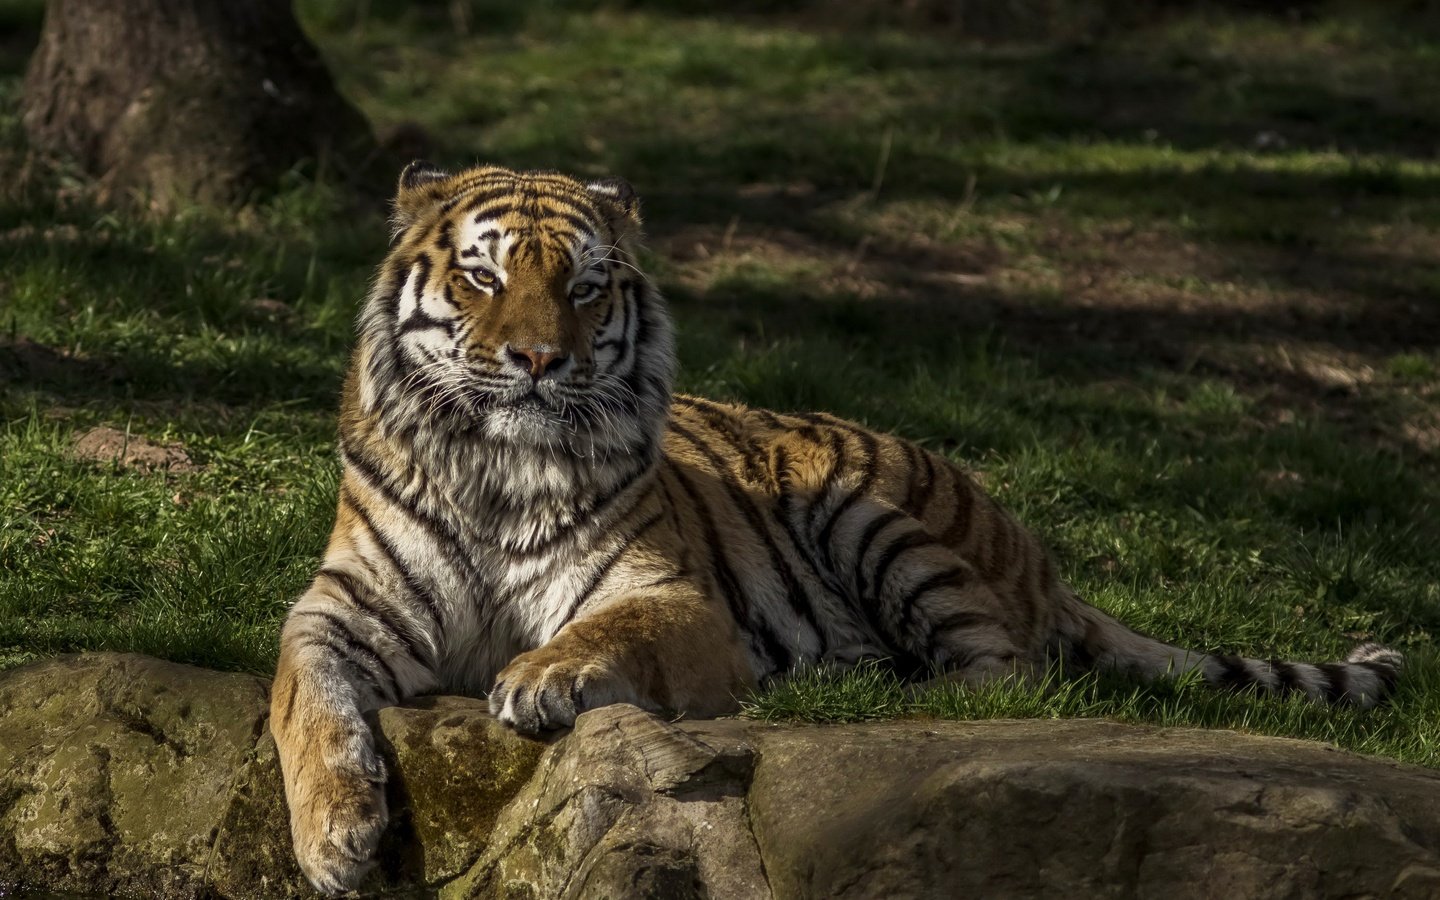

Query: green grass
[746,659,1440,763]
[2,1,1439,764]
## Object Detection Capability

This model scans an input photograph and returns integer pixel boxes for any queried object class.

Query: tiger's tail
[1059,600,1403,708]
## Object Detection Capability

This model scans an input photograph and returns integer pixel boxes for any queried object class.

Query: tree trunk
[20,0,376,207]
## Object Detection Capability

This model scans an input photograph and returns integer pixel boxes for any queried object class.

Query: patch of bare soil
[69,426,198,474]
[0,338,126,386]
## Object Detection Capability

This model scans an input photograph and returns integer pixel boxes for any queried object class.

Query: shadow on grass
[5,1,1439,443]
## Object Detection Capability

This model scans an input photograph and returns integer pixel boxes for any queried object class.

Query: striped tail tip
[1205,643,1403,708]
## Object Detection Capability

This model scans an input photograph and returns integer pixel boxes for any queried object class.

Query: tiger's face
[359,163,673,453]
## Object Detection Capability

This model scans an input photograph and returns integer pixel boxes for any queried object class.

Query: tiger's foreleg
[489,581,755,735]
[270,566,439,896]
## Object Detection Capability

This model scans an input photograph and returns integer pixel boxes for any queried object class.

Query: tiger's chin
[484,398,568,444]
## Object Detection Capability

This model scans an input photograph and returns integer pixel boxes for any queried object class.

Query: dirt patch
[0,338,126,386]
[69,426,198,474]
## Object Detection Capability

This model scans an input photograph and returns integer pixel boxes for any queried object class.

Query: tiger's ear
[586,177,641,231]
[392,160,452,232]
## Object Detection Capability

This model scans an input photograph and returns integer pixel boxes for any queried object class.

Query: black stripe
[406,254,431,309]
[319,566,435,670]
[851,510,906,591]
[1269,659,1302,695]
[1037,552,1055,593]
[752,409,784,429]
[538,209,594,234]
[502,457,657,559]
[598,279,633,364]
[612,281,640,371]
[1062,620,1102,671]
[515,194,600,225]
[466,200,522,224]
[669,420,824,644]
[280,679,299,728]
[900,441,926,513]
[639,570,690,592]
[1353,659,1399,692]
[930,609,999,636]
[894,565,970,636]
[815,426,881,568]
[773,444,794,513]
[938,469,978,547]
[771,442,849,601]
[868,530,933,600]
[560,508,666,624]
[917,452,949,525]
[674,396,770,488]
[299,607,402,692]
[292,609,400,701]
[343,485,446,628]
[598,279,628,328]
[807,429,850,541]
[398,255,449,333]
[982,513,1013,579]
[1315,662,1350,703]
[400,308,455,336]
[673,394,736,419]
[915,448,936,516]
[1211,655,1253,691]
[1007,538,1037,633]
[341,445,480,588]
[665,463,791,674]
[451,186,526,216]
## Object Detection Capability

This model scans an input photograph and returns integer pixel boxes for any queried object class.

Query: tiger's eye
[570,283,601,305]
[463,268,497,292]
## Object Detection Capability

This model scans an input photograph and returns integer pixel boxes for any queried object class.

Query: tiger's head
[354,162,675,455]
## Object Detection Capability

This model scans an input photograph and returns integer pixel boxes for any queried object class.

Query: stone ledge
[3,653,1438,899]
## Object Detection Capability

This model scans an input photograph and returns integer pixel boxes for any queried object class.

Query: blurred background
[0,0,1437,752]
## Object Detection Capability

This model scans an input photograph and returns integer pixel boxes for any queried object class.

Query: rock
[4,653,1440,899]
[448,706,767,900]
[0,653,269,897]
[745,719,1440,899]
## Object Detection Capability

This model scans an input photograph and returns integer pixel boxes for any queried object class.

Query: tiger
[269,161,1404,894]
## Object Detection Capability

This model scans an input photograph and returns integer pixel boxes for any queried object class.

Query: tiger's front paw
[287,734,388,896]
[489,649,631,735]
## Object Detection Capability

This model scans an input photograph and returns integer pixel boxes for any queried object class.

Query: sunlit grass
[746,659,1440,766]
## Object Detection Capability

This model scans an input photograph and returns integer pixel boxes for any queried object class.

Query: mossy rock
[0,653,269,897]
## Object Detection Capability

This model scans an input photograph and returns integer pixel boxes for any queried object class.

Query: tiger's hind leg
[816,496,1042,687]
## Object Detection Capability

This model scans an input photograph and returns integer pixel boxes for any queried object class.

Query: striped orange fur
[271,163,1403,894]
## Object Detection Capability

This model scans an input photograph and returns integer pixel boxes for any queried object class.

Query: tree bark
[20,0,376,207]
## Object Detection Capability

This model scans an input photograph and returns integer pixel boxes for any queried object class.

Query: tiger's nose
[505,345,569,381]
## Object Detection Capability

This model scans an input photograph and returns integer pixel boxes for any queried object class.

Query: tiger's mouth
[500,390,552,411]
[480,386,573,441]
